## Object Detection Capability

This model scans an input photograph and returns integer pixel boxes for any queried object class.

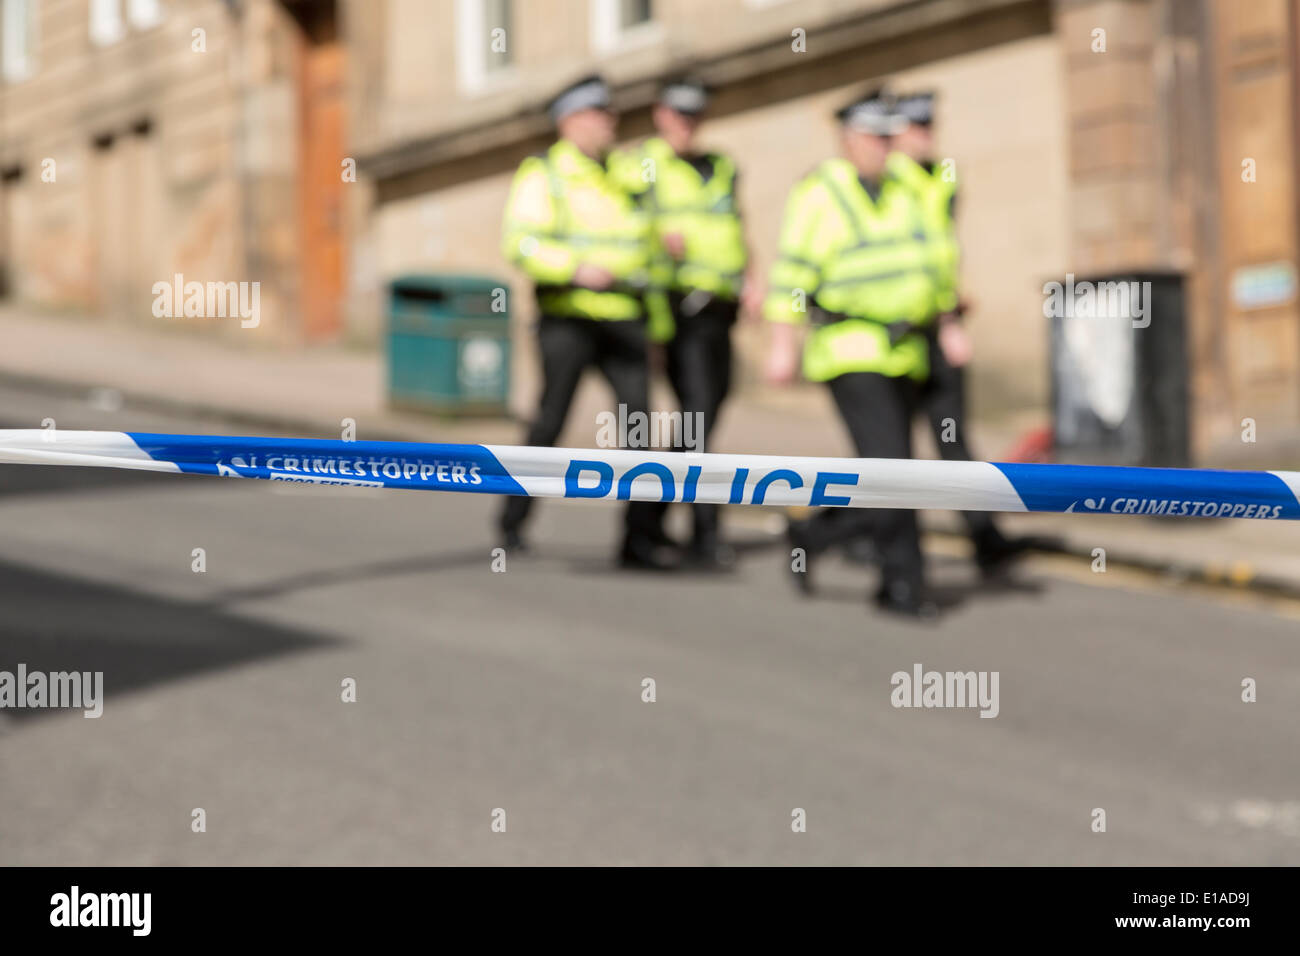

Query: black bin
[1049,270,1188,467]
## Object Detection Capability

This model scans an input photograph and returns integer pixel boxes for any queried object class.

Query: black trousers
[918,331,1002,549]
[499,314,660,544]
[799,372,924,590]
[663,298,736,549]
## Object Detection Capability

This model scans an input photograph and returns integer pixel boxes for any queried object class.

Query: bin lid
[390,274,504,297]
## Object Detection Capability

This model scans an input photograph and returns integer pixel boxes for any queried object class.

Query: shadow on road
[0,462,182,500]
[561,534,1049,610]
[0,557,341,724]
[200,549,493,606]
[733,546,1049,610]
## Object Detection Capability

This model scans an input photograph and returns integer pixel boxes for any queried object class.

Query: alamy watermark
[50,886,150,936]
[890,663,999,718]
[152,273,260,328]
[1042,273,1151,328]
[596,404,704,451]
[0,664,103,717]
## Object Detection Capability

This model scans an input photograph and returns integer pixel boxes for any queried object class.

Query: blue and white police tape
[2,429,1299,520]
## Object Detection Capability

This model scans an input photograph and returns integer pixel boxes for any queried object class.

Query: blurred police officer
[764,90,938,618]
[498,74,676,570]
[611,78,756,568]
[887,90,1030,575]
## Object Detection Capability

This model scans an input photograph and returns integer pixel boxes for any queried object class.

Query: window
[482,0,512,71]
[456,0,515,94]
[1,0,38,82]
[127,0,163,30]
[591,0,660,55]
[89,0,125,46]
[620,0,651,27]
[89,0,162,47]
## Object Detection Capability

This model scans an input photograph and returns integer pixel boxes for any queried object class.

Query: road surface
[1,381,1297,865]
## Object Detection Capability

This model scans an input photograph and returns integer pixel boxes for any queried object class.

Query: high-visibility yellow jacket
[763,158,938,382]
[609,137,748,306]
[502,139,672,337]
[886,151,959,314]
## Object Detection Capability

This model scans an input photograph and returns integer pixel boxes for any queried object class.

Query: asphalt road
[1,382,1298,865]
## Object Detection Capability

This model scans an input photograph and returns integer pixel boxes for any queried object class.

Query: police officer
[887,90,1031,575]
[764,90,938,618]
[497,74,676,570]
[610,77,755,568]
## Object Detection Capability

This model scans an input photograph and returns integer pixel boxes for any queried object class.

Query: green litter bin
[387,274,511,416]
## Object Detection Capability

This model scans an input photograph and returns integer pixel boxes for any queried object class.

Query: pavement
[1,305,1298,599]
[2,383,1299,865]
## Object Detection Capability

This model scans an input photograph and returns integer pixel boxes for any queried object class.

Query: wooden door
[297,38,346,339]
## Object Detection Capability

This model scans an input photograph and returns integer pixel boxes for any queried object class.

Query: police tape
[2,429,1299,520]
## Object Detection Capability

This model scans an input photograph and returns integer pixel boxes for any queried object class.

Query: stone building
[2,0,1298,462]
[0,0,346,341]
[345,0,1300,462]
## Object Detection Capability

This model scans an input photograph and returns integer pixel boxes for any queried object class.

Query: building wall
[1208,0,1300,460]
[350,0,936,162]
[1056,0,1300,461]
[0,0,307,339]
[4,0,1296,463]
[355,0,1068,420]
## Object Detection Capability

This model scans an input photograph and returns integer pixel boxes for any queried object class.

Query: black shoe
[619,538,681,572]
[501,529,529,554]
[786,520,814,595]
[873,580,939,620]
[974,533,1047,578]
